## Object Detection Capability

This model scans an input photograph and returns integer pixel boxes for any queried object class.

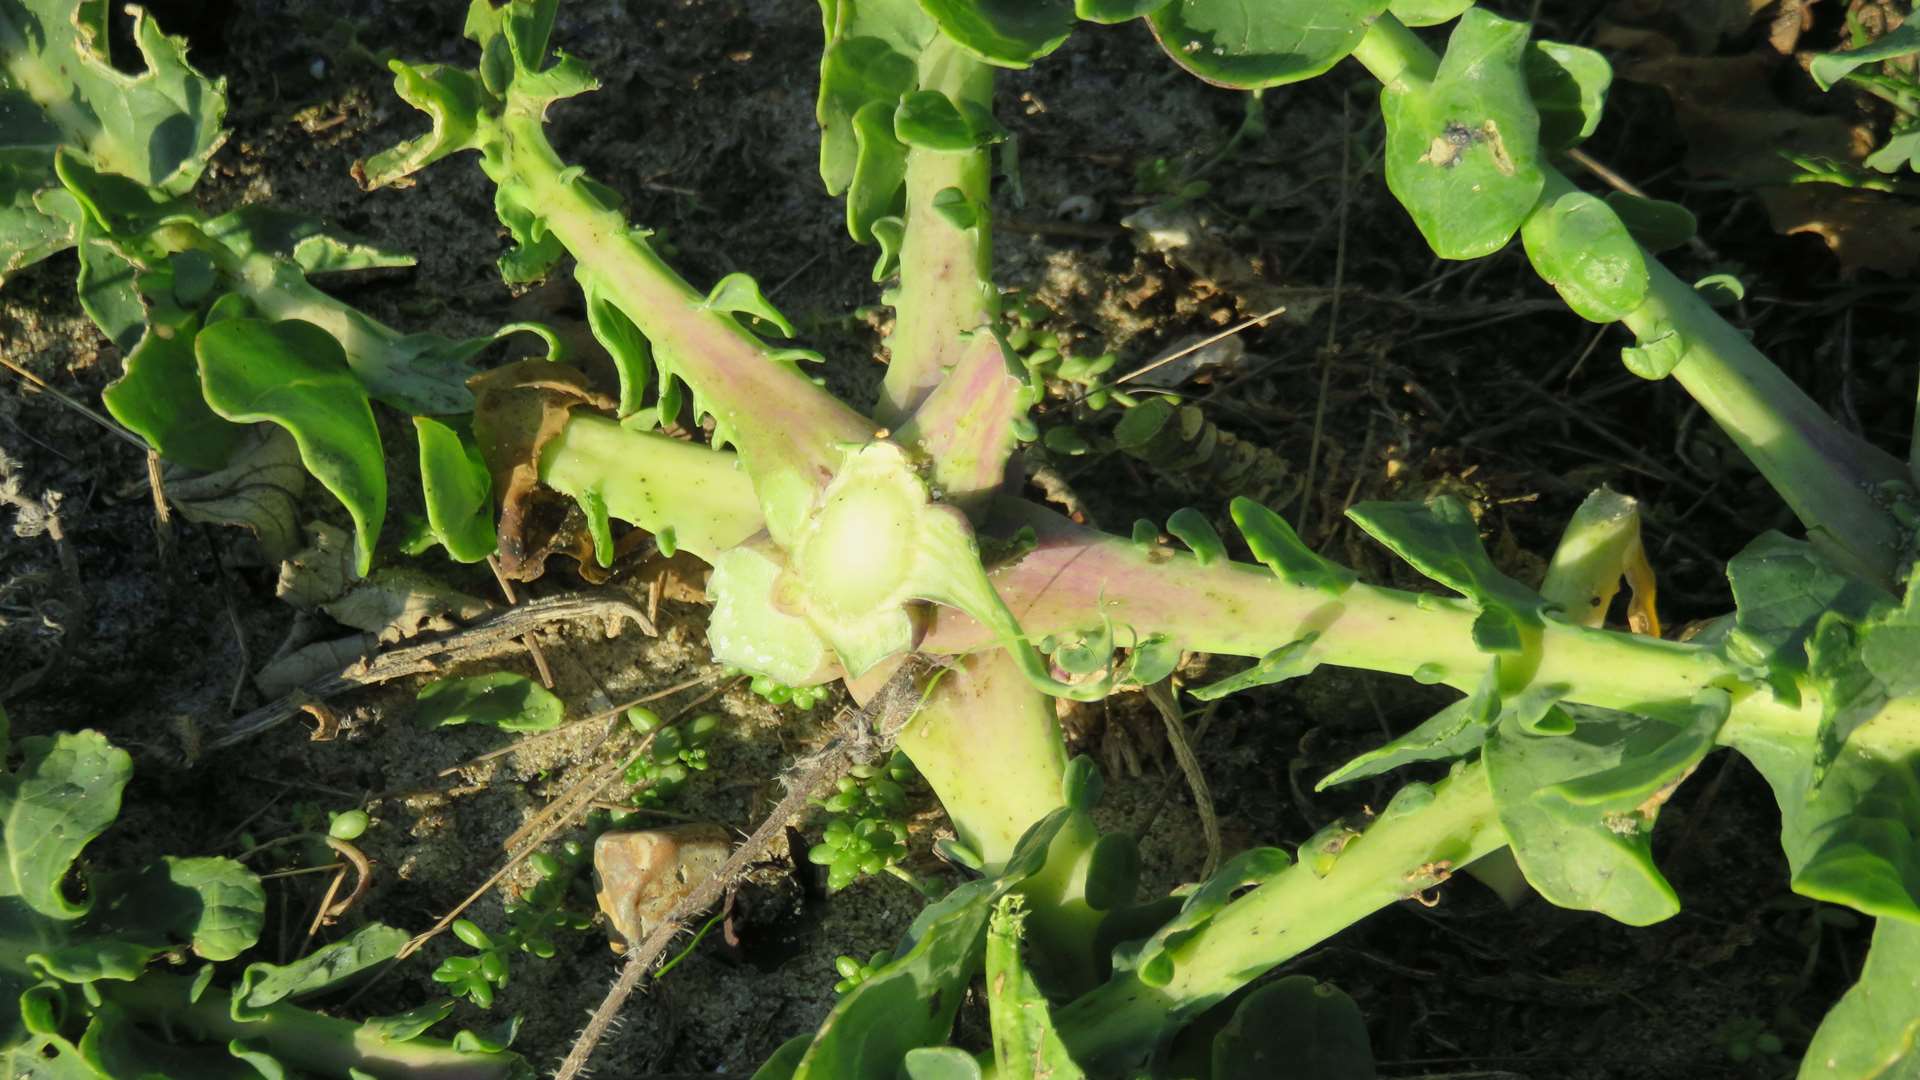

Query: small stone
[592,824,732,953]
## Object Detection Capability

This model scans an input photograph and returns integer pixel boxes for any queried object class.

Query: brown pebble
[592,824,733,953]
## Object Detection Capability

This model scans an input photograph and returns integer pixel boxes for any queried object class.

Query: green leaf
[493,185,565,284]
[357,61,489,188]
[902,1047,982,1080]
[1190,634,1319,701]
[985,896,1085,1080]
[1865,128,1920,174]
[1802,918,1920,1079]
[1486,695,1728,926]
[580,269,652,416]
[1075,0,1168,24]
[1381,8,1544,259]
[0,731,131,919]
[792,811,1068,1078]
[231,923,410,1021]
[1166,507,1225,565]
[1725,532,1886,707]
[415,672,564,733]
[1525,41,1611,152]
[703,272,795,338]
[1318,663,1500,788]
[1604,192,1695,254]
[1148,0,1389,89]
[1117,847,1292,987]
[848,98,909,243]
[894,91,980,151]
[1346,495,1543,630]
[362,1000,458,1043]
[916,0,1075,68]
[1620,326,1684,381]
[1727,725,1920,924]
[0,152,74,283]
[88,857,266,963]
[1229,496,1356,595]
[1520,185,1647,322]
[1211,976,1374,1080]
[101,301,246,472]
[1810,24,1920,91]
[1388,0,1472,26]
[0,0,225,274]
[195,319,388,577]
[413,417,497,564]
[1805,579,1920,782]
[71,222,148,355]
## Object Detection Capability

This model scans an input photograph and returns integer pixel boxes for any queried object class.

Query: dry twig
[553,658,937,1080]
[210,591,652,749]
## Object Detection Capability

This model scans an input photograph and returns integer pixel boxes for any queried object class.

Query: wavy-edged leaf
[1726,532,1886,707]
[357,61,489,188]
[918,0,1075,68]
[703,271,795,338]
[1189,634,1318,701]
[1604,192,1695,254]
[101,299,244,471]
[0,0,225,274]
[195,319,387,577]
[413,417,496,564]
[1211,975,1374,1080]
[1485,696,1725,926]
[1381,8,1543,259]
[1806,579,1920,782]
[1526,41,1611,153]
[0,731,131,920]
[1346,495,1543,632]
[1520,185,1647,322]
[1729,724,1920,924]
[1810,24,1920,91]
[1803,918,1920,1079]
[1230,495,1356,595]
[46,856,267,976]
[1319,662,1499,788]
[1148,0,1389,89]
[414,671,563,732]
[848,98,909,244]
[231,923,410,1021]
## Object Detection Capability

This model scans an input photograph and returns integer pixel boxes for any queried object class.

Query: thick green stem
[878,37,997,426]
[1348,13,1913,587]
[1630,260,1912,583]
[103,974,526,1079]
[922,504,1920,759]
[494,113,872,546]
[539,414,763,561]
[897,650,1070,870]
[1049,760,1506,1072]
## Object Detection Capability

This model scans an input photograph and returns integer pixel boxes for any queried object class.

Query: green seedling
[434,844,594,1006]
[832,950,894,994]
[809,751,918,892]
[622,708,720,806]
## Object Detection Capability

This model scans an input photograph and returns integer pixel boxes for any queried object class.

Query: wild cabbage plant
[0,723,532,1077]
[7,0,1920,1076]
[340,2,1920,1075]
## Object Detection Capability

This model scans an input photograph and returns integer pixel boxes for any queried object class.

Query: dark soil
[3,1,1911,1078]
